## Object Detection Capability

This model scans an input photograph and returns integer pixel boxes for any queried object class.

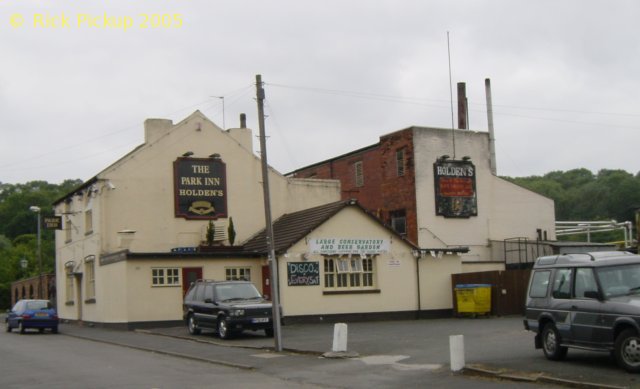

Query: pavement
[42,316,640,388]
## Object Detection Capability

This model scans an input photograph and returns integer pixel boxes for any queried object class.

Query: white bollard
[449,334,465,372]
[332,323,348,352]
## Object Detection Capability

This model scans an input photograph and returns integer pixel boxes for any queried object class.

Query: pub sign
[43,216,63,230]
[433,159,477,218]
[174,157,227,219]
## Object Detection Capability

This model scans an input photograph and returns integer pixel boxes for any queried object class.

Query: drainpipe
[414,250,422,319]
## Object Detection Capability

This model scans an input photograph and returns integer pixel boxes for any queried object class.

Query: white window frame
[225,267,251,281]
[152,268,180,287]
[396,148,405,177]
[324,255,375,290]
[65,270,74,304]
[354,161,364,187]
[390,210,407,235]
[85,256,96,300]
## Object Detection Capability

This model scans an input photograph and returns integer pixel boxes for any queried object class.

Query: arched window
[29,285,34,299]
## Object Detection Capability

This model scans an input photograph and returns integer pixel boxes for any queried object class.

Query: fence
[451,269,531,316]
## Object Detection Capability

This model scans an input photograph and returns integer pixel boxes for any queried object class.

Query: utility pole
[30,206,42,299]
[255,74,283,352]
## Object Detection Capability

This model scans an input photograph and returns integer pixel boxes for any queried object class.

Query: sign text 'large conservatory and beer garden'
[309,238,389,255]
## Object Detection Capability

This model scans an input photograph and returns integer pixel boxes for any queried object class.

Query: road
[0,320,552,388]
[0,328,310,389]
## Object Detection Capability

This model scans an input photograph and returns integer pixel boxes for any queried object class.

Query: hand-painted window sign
[434,160,478,218]
[308,238,389,255]
[287,262,320,286]
[174,157,227,219]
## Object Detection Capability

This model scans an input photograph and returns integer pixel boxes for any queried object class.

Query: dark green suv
[183,280,274,339]
[524,251,640,372]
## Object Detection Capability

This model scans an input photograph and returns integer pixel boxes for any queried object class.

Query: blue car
[6,299,59,334]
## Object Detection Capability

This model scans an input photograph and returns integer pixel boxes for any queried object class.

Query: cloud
[1,0,639,183]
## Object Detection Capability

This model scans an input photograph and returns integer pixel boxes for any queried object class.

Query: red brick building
[288,128,419,243]
[288,125,556,266]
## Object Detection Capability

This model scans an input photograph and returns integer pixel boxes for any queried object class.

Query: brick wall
[10,274,56,306]
[290,128,419,243]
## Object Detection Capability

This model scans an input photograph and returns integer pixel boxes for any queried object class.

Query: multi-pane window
[354,161,364,187]
[85,257,95,300]
[84,195,94,235]
[390,210,407,235]
[324,259,335,287]
[324,256,375,289]
[362,257,374,287]
[65,271,74,303]
[396,149,405,176]
[152,268,180,286]
[225,267,251,281]
[64,218,72,242]
[84,210,93,235]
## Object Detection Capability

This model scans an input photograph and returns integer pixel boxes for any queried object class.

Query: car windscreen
[214,283,262,301]
[597,263,640,297]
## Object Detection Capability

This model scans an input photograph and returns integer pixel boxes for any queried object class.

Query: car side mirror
[204,298,213,304]
[584,290,603,300]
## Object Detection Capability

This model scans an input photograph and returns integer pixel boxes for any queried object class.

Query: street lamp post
[29,206,42,299]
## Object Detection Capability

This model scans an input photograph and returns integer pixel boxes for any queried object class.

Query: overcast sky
[1,0,639,184]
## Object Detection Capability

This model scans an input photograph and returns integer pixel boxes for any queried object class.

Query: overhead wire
[267,82,640,130]
[0,86,254,176]
[3,81,636,181]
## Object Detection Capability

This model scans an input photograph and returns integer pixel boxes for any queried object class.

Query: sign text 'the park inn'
[174,157,227,220]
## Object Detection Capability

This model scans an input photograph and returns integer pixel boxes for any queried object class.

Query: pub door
[261,265,271,300]
[182,267,202,296]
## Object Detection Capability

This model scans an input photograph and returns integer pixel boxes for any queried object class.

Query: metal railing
[556,220,633,247]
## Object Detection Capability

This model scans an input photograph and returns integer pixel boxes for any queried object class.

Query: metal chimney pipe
[239,113,247,128]
[457,82,468,130]
[485,78,497,175]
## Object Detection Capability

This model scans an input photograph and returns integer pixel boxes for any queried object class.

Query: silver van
[524,251,640,372]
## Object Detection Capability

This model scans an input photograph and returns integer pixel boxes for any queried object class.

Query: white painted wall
[54,111,339,322]
[413,127,555,262]
[279,206,419,316]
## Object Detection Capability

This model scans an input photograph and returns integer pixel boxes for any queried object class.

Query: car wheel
[6,321,11,333]
[187,314,201,335]
[51,326,58,334]
[541,323,567,360]
[615,328,640,373]
[18,322,26,334]
[38,328,44,334]
[217,318,232,340]
[265,328,274,337]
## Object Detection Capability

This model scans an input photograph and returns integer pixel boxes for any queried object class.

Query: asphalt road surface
[0,320,552,389]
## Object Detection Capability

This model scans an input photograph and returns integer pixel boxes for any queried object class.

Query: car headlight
[229,309,245,317]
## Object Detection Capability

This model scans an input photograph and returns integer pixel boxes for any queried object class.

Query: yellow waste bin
[455,284,491,316]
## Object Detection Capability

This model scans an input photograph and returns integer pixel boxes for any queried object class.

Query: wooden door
[182,267,202,296]
[261,265,271,300]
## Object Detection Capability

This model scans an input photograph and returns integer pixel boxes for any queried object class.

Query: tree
[0,179,81,308]
[228,217,236,246]
[206,221,215,246]
[504,168,640,244]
